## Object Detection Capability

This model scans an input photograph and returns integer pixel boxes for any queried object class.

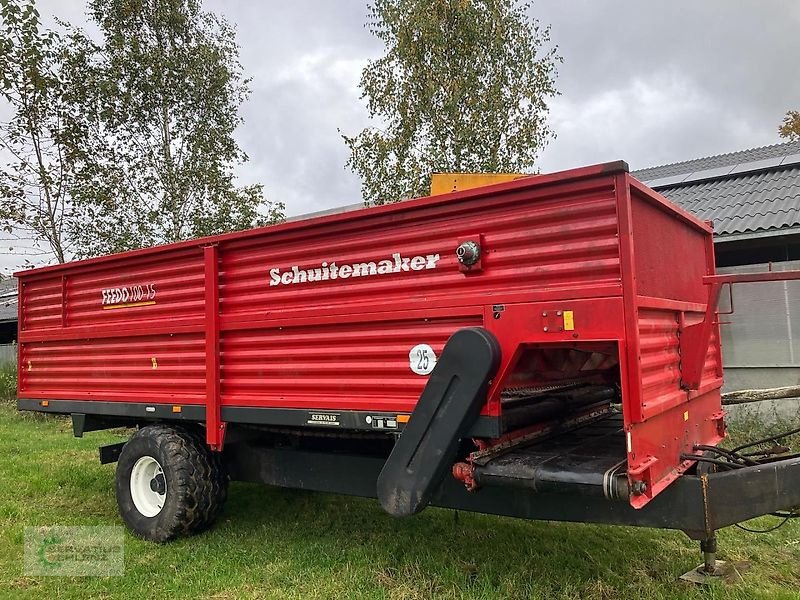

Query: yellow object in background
[430,172,531,196]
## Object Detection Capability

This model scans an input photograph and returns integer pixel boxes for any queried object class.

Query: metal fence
[0,343,16,365]
[718,260,800,392]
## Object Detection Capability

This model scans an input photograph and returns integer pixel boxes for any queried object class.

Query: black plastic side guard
[377,327,501,517]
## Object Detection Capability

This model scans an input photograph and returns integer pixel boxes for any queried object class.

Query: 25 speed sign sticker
[409,344,437,376]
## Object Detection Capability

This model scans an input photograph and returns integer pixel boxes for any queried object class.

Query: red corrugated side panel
[19,246,208,404]
[625,176,723,508]
[17,164,624,416]
[217,172,621,413]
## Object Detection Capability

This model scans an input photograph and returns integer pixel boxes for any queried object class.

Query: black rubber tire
[115,424,228,542]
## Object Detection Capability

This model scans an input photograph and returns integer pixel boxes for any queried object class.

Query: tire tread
[116,424,228,542]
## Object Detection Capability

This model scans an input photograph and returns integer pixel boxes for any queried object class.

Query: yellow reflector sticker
[563,310,575,331]
[172,406,182,413]
[151,357,158,369]
[683,410,689,421]
[103,300,156,310]
[397,414,411,424]
[41,400,49,407]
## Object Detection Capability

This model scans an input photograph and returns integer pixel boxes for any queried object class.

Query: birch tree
[343,0,560,204]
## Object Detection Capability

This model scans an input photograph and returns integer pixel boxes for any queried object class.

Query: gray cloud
[2,0,799,273]
[536,1,800,171]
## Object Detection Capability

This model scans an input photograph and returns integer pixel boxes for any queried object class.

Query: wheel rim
[130,456,167,517]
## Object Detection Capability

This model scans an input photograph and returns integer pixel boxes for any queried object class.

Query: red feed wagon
[16,162,800,576]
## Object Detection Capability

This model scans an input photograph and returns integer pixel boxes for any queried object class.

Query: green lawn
[1,403,800,599]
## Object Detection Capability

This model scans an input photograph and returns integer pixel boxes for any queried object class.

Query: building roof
[0,278,18,323]
[633,141,800,240]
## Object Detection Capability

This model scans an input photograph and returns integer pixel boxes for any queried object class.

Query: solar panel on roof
[779,153,800,167]
[679,165,737,183]
[641,173,691,187]
[632,141,800,182]
[727,156,784,175]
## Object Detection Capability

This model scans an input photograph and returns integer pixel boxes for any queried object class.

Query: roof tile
[648,165,800,237]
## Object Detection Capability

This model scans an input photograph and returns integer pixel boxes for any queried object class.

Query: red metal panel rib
[204,245,222,448]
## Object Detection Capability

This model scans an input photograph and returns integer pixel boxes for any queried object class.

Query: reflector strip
[103,300,156,310]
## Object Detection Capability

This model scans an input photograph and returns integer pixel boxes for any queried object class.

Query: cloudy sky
[2,0,799,273]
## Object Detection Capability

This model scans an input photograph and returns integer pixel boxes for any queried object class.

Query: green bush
[0,361,17,404]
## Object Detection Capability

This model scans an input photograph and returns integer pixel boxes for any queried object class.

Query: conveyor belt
[470,412,629,500]
[500,383,619,431]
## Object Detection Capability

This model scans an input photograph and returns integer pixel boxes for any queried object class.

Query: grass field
[2,384,800,598]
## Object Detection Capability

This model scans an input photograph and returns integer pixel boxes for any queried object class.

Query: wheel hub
[149,473,166,495]
[130,456,167,517]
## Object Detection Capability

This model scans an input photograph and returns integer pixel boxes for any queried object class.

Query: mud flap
[377,327,501,517]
